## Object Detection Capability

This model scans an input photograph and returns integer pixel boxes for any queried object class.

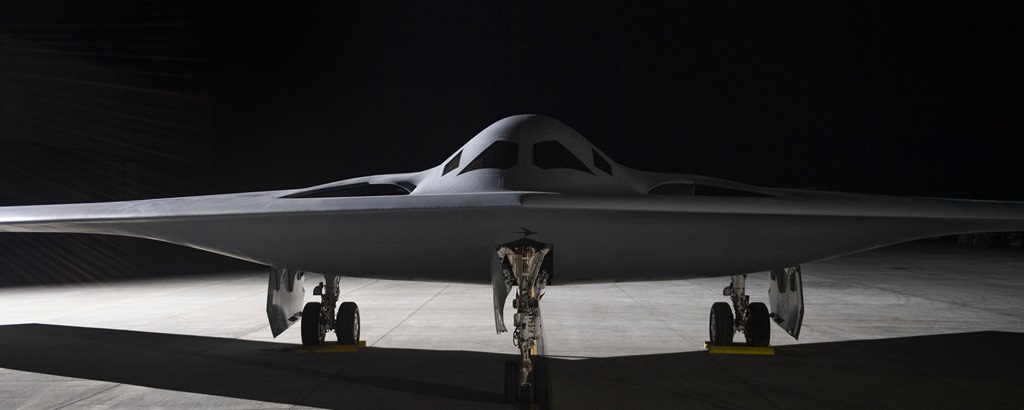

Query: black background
[2,1,1021,201]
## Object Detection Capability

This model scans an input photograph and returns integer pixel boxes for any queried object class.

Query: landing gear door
[768,266,804,339]
[267,268,305,337]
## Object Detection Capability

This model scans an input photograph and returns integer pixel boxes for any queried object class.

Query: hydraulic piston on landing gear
[492,239,552,405]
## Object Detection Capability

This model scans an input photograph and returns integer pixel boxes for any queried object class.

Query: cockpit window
[459,141,518,174]
[442,151,461,175]
[592,149,612,175]
[532,141,593,174]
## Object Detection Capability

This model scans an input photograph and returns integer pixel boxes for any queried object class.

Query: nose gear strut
[495,239,552,405]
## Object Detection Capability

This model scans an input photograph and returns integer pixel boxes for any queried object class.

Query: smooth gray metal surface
[769,266,805,339]
[1,115,1024,286]
[265,268,305,337]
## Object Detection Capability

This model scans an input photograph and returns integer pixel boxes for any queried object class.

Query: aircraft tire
[336,301,360,345]
[518,385,531,410]
[533,357,549,407]
[504,361,519,403]
[746,302,770,347]
[710,302,734,346]
[301,301,324,346]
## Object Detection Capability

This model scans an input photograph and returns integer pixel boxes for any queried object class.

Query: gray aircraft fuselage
[2,115,1023,284]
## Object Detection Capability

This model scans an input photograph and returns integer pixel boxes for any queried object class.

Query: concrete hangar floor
[0,243,1021,409]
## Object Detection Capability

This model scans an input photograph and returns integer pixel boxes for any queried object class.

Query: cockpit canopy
[414,115,633,194]
[440,139,612,177]
[281,114,778,199]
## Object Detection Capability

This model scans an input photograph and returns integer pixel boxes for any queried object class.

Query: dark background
[0,1,1022,283]
[2,0,1022,201]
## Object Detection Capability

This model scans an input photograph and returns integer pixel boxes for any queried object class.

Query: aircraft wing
[3,115,1024,380]
[6,115,1023,284]
[0,190,530,281]
[2,188,1024,284]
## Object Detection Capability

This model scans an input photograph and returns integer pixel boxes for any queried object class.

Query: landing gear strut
[710,274,770,347]
[497,240,552,406]
[301,275,360,346]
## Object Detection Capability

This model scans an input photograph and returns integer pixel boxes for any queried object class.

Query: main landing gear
[301,275,360,346]
[497,240,552,407]
[709,274,770,347]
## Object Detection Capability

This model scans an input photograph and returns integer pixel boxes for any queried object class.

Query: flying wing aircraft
[2,114,1024,404]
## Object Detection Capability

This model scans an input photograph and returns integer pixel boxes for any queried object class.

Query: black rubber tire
[745,302,771,347]
[504,360,519,403]
[533,358,549,407]
[336,301,360,345]
[709,302,734,346]
[518,385,532,410]
[301,302,324,346]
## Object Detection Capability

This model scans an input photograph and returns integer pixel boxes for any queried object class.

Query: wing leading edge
[1,114,1023,285]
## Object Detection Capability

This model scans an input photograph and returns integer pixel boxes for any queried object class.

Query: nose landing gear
[497,239,552,407]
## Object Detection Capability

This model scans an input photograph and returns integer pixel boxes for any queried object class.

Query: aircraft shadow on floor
[0,324,1021,409]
